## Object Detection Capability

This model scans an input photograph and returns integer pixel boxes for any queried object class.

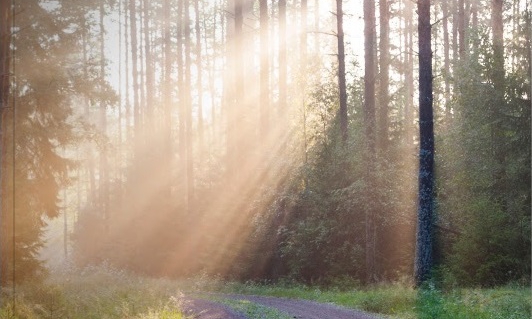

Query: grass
[214,279,531,319]
[0,264,189,319]
[217,298,292,319]
[1,267,529,319]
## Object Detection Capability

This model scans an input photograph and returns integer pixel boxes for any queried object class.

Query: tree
[278,0,287,115]
[129,0,140,139]
[0,0,11,286]
[336,0,347,143]
[377,0,389,150]
[260,0,269,138]
[414,0,434,286]
[0,0,81,283]
[363,0,377,284]
[185,0,194,211]
[194,0,204,150]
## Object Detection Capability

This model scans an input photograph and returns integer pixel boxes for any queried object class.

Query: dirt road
[183,294,383,319]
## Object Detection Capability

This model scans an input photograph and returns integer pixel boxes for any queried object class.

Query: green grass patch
[215,280,531,319]
[218,298,292,319]
[0,265,190,319]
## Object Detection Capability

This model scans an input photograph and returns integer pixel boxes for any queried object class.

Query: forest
[0,0,530,318]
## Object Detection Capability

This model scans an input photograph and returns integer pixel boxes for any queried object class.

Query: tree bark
[194,0,204,151]
[0,0,10,286]
[99,0,109,228]
[279,0,287,115]
[260,0,270,139]
[336,0,347,143]
[364,0,377,284]
[378,0,389,150]
[130,0,140,141]
[163,0,172,197]
[184,0,194,212]
[442,0,451,123]
[143,0,154,133]
[415,0,434,287]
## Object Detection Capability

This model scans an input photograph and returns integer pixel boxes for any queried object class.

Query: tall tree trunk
[378,0,389,150]
[185,0,194,212]
[227,0,243,176]
[0,0,11,286]
[194,0,204,152]
[99,0,109,229]
[143,0,154,134]
[364,0,377,284]
[278,0,287,116]
[125,0,131,145]
[81,20,96,208]
[492,0,504,95]
[301,0,308,177]
[404,0,414,144]
[415,0,434,287]
[177,0,187,208]
[491,0,505,209]
[336,0,347,143]
[458,0,466,58]
[260,0,270,139]
[163,0,172,197]
[118,0,123,186]
[314,0,319,54]
[130,0,140,141]
[442,0,451,123]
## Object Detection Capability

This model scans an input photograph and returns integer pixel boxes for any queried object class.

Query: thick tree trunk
[415,0,434,287]
[336,0,347,143]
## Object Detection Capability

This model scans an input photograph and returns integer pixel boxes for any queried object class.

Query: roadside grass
[0,265,189,319]
[215,280,531,319]
[0,266,529,319]
[217,299,292,319]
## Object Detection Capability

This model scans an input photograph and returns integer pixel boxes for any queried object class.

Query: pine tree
[415,0,434,286]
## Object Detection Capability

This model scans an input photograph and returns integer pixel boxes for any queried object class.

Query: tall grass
[0,264,188,319]
[1,267,529,319]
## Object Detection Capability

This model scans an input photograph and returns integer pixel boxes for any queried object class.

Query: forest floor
[182,294,383,319]
[1,266,529,318]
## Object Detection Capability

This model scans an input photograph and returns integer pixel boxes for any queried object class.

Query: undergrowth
[215,278,531,319]
[218,299,292,319]
[1,266,529,319]
[0,264,188,319]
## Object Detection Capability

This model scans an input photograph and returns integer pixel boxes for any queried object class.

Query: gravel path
[184,294,384,319]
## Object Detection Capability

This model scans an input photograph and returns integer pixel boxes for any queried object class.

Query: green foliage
[219,299,292,319]
[0,0,96,284]
[0,265,190,319]
[217,280,531,319]
[437,22,531,287]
